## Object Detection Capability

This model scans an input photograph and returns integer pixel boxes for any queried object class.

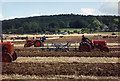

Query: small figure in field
[41,36,46,42]
[81,35,91,43]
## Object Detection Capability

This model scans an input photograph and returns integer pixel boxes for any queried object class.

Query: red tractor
[0,42,17,62]
[79,37,109,52]
[24,37,44,47]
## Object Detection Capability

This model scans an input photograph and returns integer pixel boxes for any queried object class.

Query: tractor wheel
[2,53,13,62]
[12,51,18,61]
[55,48,60,52]
[34,40,41,47]
[24,43,30,47]
[100,47,109,52]
[79,42,92,52]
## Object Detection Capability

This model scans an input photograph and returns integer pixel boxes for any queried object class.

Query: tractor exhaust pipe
[98,34,99,40]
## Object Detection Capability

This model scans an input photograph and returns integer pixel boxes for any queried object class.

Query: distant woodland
[2,14,119,34]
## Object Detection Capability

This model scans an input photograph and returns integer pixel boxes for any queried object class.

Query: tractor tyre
[34,40,41,47]
[2,53,13,62]
[100,47,109,52]
[55,48,60,52]
[12,51,18,61]
[79,42,92,52]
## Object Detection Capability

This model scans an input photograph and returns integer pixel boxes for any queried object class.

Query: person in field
[41,36,46,42]
[81,35,91,43]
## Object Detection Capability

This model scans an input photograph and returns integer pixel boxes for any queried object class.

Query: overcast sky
[0,0,119,20]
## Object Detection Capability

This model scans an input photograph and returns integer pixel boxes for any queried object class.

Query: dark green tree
[88,18,103,32]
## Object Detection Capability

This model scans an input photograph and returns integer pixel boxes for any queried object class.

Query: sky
[0,0,119,20]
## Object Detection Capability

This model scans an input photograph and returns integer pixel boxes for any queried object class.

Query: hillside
[2,14,119,34]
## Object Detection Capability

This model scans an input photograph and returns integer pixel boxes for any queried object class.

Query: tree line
[2,14,119,34]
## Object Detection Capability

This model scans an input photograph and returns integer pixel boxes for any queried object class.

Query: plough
[41,41,71,52]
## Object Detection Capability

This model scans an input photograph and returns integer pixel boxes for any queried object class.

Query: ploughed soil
[13,35,119,57]
[2,35,120,80]
[2,63,119,76]
[1,79,120,81]
[15,47,120,57]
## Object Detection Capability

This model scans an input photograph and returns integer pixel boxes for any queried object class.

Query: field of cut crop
[1,34,120,81]
[11,35,119,45]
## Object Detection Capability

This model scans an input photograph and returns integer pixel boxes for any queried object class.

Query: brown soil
[2,35,120,79]
[15,47,120,57]
[2,63,119,76]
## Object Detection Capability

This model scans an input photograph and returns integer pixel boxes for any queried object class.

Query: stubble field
[1,34,120,81]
